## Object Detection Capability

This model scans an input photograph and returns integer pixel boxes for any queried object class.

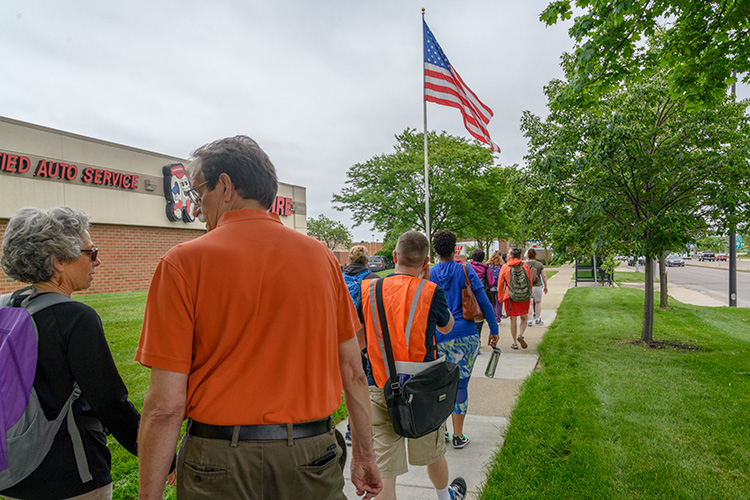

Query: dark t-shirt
[528,260,545,287]
[0,298,140,500]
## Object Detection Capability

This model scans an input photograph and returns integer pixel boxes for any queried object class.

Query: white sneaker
[535,318,543,325]
[527,320,533,327]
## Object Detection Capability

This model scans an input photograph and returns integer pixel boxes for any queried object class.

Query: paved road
[659,264,750,308]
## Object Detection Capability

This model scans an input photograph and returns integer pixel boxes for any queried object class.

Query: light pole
[729,71,737,307]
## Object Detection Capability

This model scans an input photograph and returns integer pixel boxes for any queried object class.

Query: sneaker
[452,434,470,449]
[535,318,543,325]
[345,430,352,446]
[445,430,450,442]
[528,320,533,327]
[448,476,467,499]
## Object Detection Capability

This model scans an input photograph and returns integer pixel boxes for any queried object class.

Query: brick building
[0,116,307,294]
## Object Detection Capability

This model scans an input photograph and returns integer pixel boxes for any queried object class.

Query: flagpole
[422,8,430,244]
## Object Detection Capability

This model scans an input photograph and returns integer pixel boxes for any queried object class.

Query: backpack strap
[355,269,371,280]
[24,291,74,315]
[9,287,92,483]
[65,385,92,483]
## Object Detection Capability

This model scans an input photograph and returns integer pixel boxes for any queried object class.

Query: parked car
[367,256,387,272]
[716,253,727,261]
[665,253,685,267]
[627,256,645,266]
[698,251,716,262]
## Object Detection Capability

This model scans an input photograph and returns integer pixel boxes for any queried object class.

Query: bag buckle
[390,382,402,396]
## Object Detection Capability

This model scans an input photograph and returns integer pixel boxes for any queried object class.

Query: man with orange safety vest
[359,231,467,500]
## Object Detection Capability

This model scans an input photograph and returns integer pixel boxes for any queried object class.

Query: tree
[457,166,516,257]
[540,0,750,108]
[306,214,352,251]
[332,129,501,244]
[522,68,750,342]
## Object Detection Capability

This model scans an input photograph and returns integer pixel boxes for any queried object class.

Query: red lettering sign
[64,163,78,180]
[82,167,94,183]
[269,196,294,217]
[5,155,18,172]
[17,156,30,173]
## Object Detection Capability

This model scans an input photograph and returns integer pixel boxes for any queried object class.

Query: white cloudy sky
[2,1,747,241]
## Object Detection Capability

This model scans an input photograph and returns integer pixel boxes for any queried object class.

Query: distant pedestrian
[430,230,498,449]
[498,248,533,350]
[469,249,495,341]
[487,251,505,322]
[526,248,548,327]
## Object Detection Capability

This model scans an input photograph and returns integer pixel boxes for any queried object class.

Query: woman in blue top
[430,230,499,449]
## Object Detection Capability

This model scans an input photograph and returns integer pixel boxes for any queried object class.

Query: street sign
[737,235,742,250]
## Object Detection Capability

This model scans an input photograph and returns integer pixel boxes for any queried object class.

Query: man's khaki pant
[177,427,345,499]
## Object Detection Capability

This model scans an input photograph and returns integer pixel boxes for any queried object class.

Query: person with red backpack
[498,248,533,350]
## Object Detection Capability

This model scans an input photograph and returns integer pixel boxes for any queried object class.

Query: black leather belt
[188,417,333,441]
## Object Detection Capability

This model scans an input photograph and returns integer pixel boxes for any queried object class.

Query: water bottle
[484,347,502,378]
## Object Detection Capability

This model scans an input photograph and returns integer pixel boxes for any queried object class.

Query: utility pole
[729,71,737,307]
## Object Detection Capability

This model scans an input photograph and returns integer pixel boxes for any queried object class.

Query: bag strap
[372,277,425,394]
[2,286,73,314]
[374,279,400,394]
[462,264,471,289]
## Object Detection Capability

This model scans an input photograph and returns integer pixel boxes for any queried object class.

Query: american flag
[423,20,500,153]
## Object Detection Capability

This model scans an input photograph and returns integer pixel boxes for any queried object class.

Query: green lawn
[480,287,750,499]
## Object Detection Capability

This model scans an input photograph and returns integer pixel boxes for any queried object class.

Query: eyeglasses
[185,180,209,206]
[80,248,99,261]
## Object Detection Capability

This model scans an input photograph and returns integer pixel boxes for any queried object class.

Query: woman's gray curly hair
[1,206,90,283]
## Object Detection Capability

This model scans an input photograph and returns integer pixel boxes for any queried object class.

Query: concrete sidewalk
[339,263,723,498]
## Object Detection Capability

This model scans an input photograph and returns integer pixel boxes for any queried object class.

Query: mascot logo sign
[163,163,194,223]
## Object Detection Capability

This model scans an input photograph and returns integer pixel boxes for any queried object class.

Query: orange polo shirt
[135,209,359,425]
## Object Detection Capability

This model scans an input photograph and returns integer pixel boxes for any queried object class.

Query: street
[661,264,750,308]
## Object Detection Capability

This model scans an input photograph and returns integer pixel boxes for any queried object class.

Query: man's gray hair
[187,135,278,209]
[1,206,90,283]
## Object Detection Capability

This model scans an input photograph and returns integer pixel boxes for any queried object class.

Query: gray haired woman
[0,207,151,500]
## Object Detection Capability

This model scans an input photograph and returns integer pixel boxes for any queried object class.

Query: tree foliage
[306,214,352,250]
[541,0,750,108]
[522,67,750,341]
[332,129,510,246]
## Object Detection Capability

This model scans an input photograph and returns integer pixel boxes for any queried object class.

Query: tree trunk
[641,256,655,342]
[659,252,669,309]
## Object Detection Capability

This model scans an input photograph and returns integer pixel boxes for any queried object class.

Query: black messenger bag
[373,278,459,439]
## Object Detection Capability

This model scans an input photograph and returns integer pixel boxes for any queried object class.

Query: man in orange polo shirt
[135,136,381,499]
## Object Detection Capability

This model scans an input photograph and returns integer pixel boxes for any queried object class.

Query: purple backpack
[0,286,90,489]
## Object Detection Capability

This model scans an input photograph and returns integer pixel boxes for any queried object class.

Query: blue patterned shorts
[437,334,480,414]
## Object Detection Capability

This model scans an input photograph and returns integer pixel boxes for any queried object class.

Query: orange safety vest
[362,274,438,387]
